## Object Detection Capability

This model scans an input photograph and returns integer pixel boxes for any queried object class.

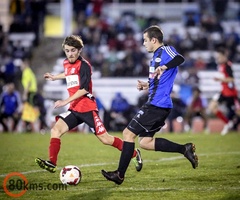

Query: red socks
[49,136,137,166]
[112,137,122,151]
[216,110,228,123]
[49,138,61,165]
[112,137,137,158]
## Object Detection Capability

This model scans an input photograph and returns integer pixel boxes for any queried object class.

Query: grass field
[0,132,240,200]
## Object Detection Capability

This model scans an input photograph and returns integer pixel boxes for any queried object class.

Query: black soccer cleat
[35,157,56,173]
[132,148,143,172]
[184,143,198,169]
[101,170,124,185]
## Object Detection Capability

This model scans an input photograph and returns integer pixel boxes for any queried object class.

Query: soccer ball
[60,165,81,185]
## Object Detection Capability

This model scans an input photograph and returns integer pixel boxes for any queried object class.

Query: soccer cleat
[184,143,198,169]
[132,148,143,172]
[101,170,124,185]
[221,121,233,136]
[35,158,56,173]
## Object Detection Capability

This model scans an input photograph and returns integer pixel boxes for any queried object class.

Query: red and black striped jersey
[63,56,98,112]
[218,61,238,97]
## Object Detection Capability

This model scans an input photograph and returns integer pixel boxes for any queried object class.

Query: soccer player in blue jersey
[102,25,198,185]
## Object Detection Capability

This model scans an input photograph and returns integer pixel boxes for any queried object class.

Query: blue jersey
[0,91,20,115]
[148,45,179,108]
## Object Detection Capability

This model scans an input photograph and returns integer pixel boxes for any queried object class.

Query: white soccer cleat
[221,121,233,136]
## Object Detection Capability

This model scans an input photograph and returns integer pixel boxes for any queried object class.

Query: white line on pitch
[0,151,240,178]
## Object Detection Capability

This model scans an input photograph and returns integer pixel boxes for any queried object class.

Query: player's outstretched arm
[54,89,88,109]
[44,72,65,81]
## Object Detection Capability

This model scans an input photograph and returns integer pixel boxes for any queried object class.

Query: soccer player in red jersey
[35,35,142,173]
[208,47,240,135]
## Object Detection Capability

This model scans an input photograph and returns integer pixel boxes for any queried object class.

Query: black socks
[117,141,135,178]
[155,138,185,154]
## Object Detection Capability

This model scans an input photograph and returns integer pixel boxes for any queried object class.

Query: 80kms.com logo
[3,172,67,198]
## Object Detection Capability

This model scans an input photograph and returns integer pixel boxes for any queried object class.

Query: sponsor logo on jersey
[66,75,79,88]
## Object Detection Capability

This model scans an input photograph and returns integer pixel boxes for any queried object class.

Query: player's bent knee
[123,128,135,142]
[50,127,63,138]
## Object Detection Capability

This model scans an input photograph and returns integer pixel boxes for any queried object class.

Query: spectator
[167,91,186,133]
[8,15,25,33]
[206,55,217,70]
[181,52,195,70]
[194,27,209,50]
[122,31,138,50]
[167,28,182,51]
[22,15,35,32]
[212,0,228,20]
[184,12,198,27]
[109,92,132,131]
[179,68,199,105]
[20,57,38,132]
[185,68,200,88]
[122,53,135,77]
[28,0,47,46]
[224,27,240,61]
[179,31,194,54]
[1,54,16,84]
[11,40,26,59]
[194,56,206,71]
[0,83,21,132]
[20,57,37,105]
[9,0,25,17]
[91,0,104,17]
[184,87,208,133]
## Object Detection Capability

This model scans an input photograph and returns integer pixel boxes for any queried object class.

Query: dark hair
[192,87,201,93]
[143,25,164,42]
[216,47,227,55]
[62,35,84,50]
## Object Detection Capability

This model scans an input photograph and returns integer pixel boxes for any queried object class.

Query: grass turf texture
[0,132,240,200]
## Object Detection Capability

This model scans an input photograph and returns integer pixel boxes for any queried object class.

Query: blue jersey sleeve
[160,46,179,66]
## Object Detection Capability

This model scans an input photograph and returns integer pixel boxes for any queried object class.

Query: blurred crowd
[69,0,240,77]
[0,0,240,133]
[0,0,46,90]
[0,0,47,133]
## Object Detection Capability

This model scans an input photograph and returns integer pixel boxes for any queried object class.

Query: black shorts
[218,94,236,109]
[127,104,171,137]
[57,110,107,135]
